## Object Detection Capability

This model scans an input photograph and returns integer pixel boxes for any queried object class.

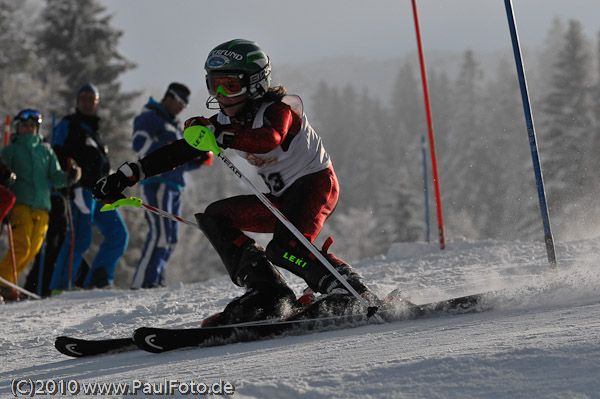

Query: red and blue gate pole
[411,0,446,249]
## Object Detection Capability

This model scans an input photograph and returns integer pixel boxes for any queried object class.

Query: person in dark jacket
[130,83,211,289]
[49,84,129,292]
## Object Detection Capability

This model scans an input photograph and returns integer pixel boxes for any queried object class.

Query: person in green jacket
[0,109,80,301]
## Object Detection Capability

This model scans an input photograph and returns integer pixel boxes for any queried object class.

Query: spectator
[24,183,77,297]
[49,84,128,293]
[130,83,211,289]
[0,109,80,301]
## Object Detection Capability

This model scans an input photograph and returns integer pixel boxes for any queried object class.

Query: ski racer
[93,39,375,325]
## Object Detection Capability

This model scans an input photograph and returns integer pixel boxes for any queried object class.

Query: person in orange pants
[0,153,16,301]
[0,109,80,301]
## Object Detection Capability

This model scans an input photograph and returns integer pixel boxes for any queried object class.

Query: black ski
[407,292,487,317]
[54,291,490,357]
[132,291,489,354]
[54,336,135,357]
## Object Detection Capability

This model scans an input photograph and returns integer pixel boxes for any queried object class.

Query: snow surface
[1,237,600,398]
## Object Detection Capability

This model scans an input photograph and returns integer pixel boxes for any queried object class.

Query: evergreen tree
[309,77,426,258]
[33,0,141,283]
[591,30,600,182]
[378,165,424,245]
[539,19,593,237]
[379,62,430,245]
[391,62,425,143]
[531,17,566,99]
[426,70,454,239]
[429,70,454,153]
[36,0,139,158]
[0,0,61,125]
[483,57,538,240]
[439,50,487,237]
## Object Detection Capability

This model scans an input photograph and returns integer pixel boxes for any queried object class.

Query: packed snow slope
[1,237,599,399]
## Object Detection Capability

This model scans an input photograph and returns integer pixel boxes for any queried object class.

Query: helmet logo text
[209,50,243,61]
[206,56,230,69]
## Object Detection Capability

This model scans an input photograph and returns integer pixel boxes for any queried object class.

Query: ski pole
[66,159,75,291]
[0,275,41,300]
[6,215,18,286]
[100,196,198,228]
[2,116,18,293]
[184,125,383,322]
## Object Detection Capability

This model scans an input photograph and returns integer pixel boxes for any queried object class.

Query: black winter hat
[166,82,190,105]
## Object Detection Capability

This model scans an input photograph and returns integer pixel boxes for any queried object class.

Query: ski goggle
[167,89,188,107]
[15,109,42,125]
[206,73,247,98]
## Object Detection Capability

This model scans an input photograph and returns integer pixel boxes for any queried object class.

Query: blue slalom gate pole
[504,0,557,269]
[421,136,431,242]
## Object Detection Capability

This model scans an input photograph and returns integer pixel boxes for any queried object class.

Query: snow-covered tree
[391,62,425,144]
[482,57,539,240]
[0,0,62,129]
[437,50,488,236]
[538,19,594,237]
[36,0,139,159]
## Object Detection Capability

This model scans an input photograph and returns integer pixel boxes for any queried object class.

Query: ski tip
[55,336,86,358]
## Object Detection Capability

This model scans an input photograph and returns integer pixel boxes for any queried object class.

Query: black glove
[193,151,213,166]
[93,162,141,203]
[0,163,16,186]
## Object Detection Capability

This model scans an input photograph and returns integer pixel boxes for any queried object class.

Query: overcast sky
[100,0,600,103]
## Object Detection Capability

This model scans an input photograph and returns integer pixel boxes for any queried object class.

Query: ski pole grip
[184,125,223,156]
[100,196,142,212]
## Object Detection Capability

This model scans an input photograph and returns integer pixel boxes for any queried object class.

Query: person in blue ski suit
[130,83,211,289]
[49,83,129,292]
